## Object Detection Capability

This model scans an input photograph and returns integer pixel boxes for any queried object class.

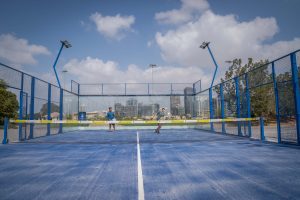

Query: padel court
[1,129,300,200]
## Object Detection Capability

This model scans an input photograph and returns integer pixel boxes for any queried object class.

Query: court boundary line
[137,131,145,200]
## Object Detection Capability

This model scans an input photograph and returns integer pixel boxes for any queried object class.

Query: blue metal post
[59,88,63,133]
[18,73,24,141]
[71,80,73,92]
[290,53,300,144]
[47,83,51,136]
[206,45,219,88]
[192,83,196,94]
[235,77,241,136]
[77,84,80,119]
[245,74,252,137]
[2,117,8,144]
[271,62,281,143]
[29,77,35,139]
[220,83,225,133]
[260,117,265,141]
[52,43,64,89]
[25,92,28,139]
[192,83,196,118]
[125,83,127,95]
[209,87,214,131]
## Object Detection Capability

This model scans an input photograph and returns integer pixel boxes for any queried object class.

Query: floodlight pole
[149,64,157,94]
[62,70,68,89]
[200,42,219,88]
[52,40,71,89]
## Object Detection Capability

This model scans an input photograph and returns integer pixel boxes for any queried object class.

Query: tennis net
[1,117,264,144]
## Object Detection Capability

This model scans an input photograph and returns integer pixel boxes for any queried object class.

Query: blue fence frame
[1,49,300,144]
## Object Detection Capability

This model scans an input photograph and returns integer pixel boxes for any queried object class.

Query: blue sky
[0,0,300,89]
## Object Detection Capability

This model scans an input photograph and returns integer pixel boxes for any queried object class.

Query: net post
[235,77,241,136]
[200,80,202,92]
[47,83,51,136]
[2,117,8,144]
[290,53,300,144]
[271,62,281,143]
[101,83,104,95]
[125,83,127,95]
[148,83,150,95]
[77,83,80,120]
[18,72,24,141]
[192,83,196,94]
[245,73,252,137]
[260,117,265,141]
[220,83,225,133]
[29,77,35,139]
[209,87,214,131]
[192,83,196,118]
[59,88,63,134]
[24,92,28,139]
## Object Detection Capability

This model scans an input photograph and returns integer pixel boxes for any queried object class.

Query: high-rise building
[126,98,137,106]
[124,105,137,117]
[138,103,160,117]
[184,87,194,116]
[170,96,181,115]
[152,104,159,113]
[115,100,160,119]
[115,103,125,118]
[124,98,138,117]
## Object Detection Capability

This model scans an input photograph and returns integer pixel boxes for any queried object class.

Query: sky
[0,0,300,90]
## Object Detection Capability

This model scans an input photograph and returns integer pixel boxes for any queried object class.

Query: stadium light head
[62,70,68,73]
[149,64,157,68]
[61,40,72,48]
[200,42,210,49]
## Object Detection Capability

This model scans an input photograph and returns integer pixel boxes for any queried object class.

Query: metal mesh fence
[274,55,297,143]
[0,64,22,90]
[71,80,79,94]
[126,83,149,95]
[193,80,201,94]
[0,49,300,144]
[78,83,194,96]
[79,95,188,120]
[212,85,222,133]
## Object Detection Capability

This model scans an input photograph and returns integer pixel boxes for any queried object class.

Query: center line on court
[137,131,145,200]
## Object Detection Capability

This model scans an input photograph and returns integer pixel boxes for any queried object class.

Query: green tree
[0,79,19,124]
[220,58,275,118]
[40,103,60,116]
[276,72,294,119]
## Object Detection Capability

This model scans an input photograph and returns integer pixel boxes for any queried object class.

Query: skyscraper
[170,96,181,115]
[115,103,125,118]
[125,98,138,117]
[184,87,194,116]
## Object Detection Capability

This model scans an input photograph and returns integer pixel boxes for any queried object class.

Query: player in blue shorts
[106,107,116,131]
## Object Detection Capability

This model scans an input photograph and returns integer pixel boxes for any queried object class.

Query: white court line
[137,131,145,200]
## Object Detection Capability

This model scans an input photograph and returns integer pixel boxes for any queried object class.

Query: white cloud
[155,0,209,24]
[90,12,135,40]
[63,57,208,87]
[0,34,50,65]
[155,5,300,88]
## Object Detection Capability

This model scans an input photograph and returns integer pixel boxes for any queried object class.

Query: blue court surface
[0,129,300,200]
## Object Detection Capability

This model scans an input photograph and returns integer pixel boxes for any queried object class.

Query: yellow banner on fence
[10,117,259,125]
